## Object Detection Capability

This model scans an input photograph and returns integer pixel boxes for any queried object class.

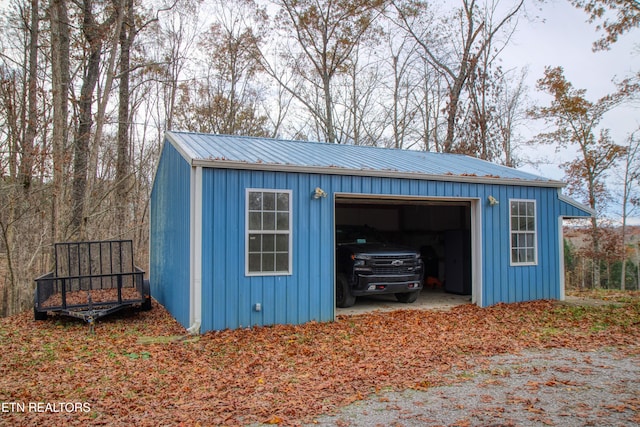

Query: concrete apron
[336,288,472,316]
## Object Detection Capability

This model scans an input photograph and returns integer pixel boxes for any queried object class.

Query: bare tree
[49,0,70,242]
[384,28,422,149]
[264,0,388,143]
[494,67,528,167]
[394,0,524,153]
[0,0,51,315]
[173,0,270,136]
[20,0,39,191]
[149,0,201,131]
[70,0,119,239]
[115,0,134,233]
[619,129,640,289]
[333,43,388,146]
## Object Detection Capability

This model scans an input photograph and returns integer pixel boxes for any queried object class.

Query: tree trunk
[116,0,133,233]
[71,43,101,238]
[49,0,71,243]
[21,0,39,192]
[71,0,112,239]
[323,73,335,143]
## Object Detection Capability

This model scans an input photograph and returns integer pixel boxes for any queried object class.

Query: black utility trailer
[34,240,151,324]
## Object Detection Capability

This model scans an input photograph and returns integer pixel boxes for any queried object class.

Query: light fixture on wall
[487,195,499,206]
[313,187,327,199]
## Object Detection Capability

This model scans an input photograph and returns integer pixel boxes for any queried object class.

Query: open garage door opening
[334,195,475,312]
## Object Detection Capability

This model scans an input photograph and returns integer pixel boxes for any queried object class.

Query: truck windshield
[336,226,385,244]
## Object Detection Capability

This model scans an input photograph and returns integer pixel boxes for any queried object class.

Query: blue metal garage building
[150,131,592,333]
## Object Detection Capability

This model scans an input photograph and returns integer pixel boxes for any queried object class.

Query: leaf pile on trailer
[34,240,151,324]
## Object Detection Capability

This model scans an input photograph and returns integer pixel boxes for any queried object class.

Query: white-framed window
[509,199,537,265]
[246,189,292,275]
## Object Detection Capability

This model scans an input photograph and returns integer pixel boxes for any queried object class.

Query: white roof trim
[190,158,565,188]
[166,131,200,164]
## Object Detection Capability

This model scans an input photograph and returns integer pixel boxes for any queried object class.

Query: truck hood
[338,242,420,257]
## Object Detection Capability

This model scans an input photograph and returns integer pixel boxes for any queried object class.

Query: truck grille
[369,256,420,275]
[372,266,417,274]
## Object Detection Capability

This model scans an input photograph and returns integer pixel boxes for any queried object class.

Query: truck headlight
[351,254,370,265]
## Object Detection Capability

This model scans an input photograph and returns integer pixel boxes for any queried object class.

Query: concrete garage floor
[336,288,472,316]
[335,289,606,316]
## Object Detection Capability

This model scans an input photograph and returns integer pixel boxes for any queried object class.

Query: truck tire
[140,279,152,311]
[336,274,356,308]
[395,291,419,303]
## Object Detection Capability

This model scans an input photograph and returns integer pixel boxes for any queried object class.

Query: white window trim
[245,188,293,276]
[509,199,538,266]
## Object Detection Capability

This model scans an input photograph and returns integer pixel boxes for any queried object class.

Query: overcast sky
[503,0,639,182]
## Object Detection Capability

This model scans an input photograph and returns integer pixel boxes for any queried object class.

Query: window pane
[526,249,535,262]
[263,212,275,230]
[277,193,289,211]
[262,234,275,252]
[526,202,534,217]
[276,234,288,251]
[262,253,275,271]
[518,249,526,263]
[512,234,518,247]
[277,212,289,230]
[526,233,534,248]
[511,202,518,216]
[248,234,261,252]
[276,253,289,271]
[249,192,262,210]
[263,192,275,211]
[519,217,527,231]
[511,249,518,263]
[248,254,261,272]
[519,202,527,215]
[526,217,535,231]
[246,190,291,274]
[249,212,262,230]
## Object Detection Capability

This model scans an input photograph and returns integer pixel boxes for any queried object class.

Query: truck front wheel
[336,274,356,308]
[395,291,419,303]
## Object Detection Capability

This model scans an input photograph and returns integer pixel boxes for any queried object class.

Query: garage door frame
[333,192,483,313]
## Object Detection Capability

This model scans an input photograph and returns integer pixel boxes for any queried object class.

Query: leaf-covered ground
[1,294,639,426]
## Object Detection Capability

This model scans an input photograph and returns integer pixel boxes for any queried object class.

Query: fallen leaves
[0,298,638,426]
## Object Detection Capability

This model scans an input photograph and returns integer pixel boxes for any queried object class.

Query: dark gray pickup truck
[335,226,424,308]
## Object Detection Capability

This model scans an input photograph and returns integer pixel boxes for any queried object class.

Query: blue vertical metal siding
[150,133,596,332]
[194,166,584,331]
[200,169,335,331]
[150,141,191,328]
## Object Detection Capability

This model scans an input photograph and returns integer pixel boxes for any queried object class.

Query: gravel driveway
[305,348,640,426]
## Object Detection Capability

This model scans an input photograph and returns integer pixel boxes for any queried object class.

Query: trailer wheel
[395,291,419,303]
[140,279,152,311]
[34,308,48,321]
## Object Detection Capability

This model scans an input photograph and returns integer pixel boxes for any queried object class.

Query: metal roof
[166,131,563,188]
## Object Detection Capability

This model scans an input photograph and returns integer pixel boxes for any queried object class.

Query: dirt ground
[303,347,640,426]
[327,290,639,427]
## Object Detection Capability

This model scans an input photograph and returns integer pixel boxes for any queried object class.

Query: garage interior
[335,196,473,311]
